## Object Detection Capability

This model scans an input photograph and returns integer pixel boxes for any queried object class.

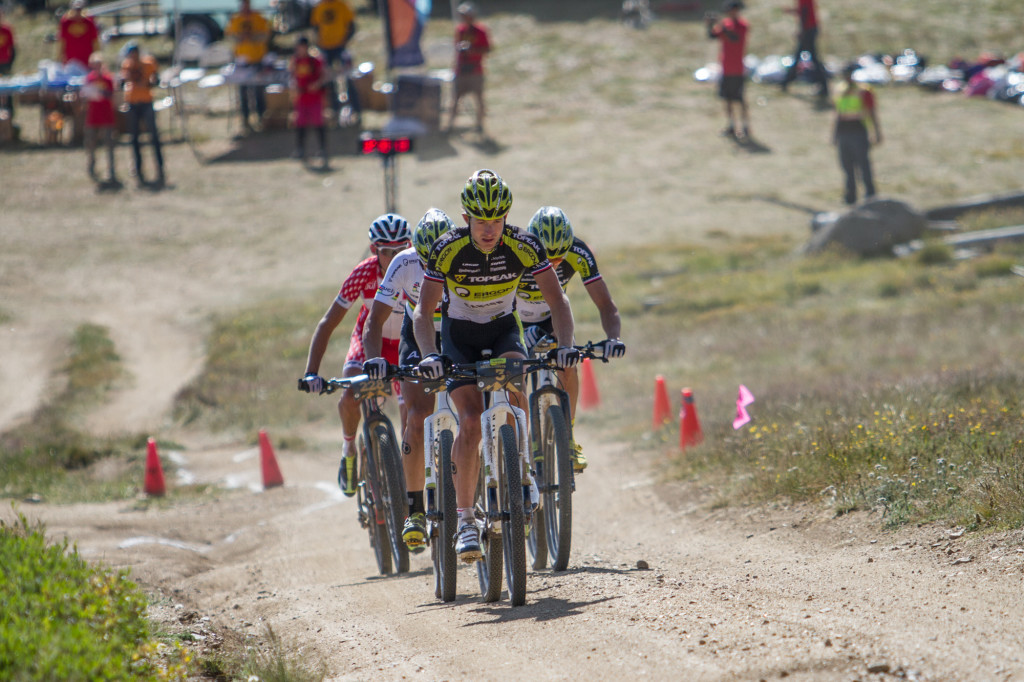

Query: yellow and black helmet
[527,206,574,260]
[413,208,455,263]
[460,169,513,220]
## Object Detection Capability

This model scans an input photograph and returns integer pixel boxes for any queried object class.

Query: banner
[381,0,430,69]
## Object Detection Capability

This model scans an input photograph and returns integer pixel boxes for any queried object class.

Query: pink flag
[733,384,755,429]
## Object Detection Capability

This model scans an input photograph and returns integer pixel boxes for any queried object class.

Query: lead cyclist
[411,169,580,562]
[517,206,627,473]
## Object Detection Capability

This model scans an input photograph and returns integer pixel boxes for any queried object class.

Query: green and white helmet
[460,169,513,220]
[413,208,455,263]
[528,206,574,260]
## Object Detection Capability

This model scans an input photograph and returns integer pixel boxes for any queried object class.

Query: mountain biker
[411,169,580,562]
[362,208,455,552]
[517,206,626,473]
[298,214,412,497]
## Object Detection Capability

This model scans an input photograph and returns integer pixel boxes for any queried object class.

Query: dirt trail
[8,428,1024,681]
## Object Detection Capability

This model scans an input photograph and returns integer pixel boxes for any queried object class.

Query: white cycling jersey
[373,247,441,331]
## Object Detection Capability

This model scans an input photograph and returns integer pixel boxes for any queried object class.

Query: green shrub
[0,512,164,681]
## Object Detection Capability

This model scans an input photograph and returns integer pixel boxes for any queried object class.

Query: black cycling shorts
[398,311,441,366]
[441,313,527,391]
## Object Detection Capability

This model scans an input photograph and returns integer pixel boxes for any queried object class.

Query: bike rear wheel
[432,429,458,602]
[476,457,503,602]
[361,440,393,575]
[373,423,409,574]
[542,404,574,571]
[500,423,527,606]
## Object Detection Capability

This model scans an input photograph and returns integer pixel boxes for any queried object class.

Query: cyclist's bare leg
[338,363,363,453]
[559,366,579,423]
[401,382,433,493]
[450,384,484,510]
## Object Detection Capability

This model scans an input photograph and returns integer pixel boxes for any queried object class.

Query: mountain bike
[433,354,554,606]
[420,378,459,602]
[526,339,613,572]
[324,371,411,576]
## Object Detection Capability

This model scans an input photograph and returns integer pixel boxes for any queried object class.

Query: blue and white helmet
[368,213,411,244]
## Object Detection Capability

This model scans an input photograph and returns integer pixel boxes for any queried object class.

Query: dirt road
[9,426,1024,681]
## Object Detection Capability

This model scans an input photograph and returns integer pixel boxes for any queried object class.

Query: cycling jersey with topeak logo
[424,224,552,323]
[516,237,603,324]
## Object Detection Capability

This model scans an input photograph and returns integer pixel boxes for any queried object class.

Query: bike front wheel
[373,423,409,575]
[432,429,458,602]
[361,440,393,575]
[542,404,574,571]
[500,423,527,606]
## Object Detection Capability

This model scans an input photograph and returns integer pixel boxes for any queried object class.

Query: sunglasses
[375,243,409,256]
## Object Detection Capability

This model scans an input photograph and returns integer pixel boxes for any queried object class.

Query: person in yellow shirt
[225,0,271,132]
[309,0,356,123]
[120,42,165,187]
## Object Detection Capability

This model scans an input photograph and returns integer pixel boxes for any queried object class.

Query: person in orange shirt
[120,42,165,187]
[58,0,99,68]
[225,0,272,132]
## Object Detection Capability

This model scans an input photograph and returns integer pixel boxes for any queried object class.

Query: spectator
[309,0,356,124]
[781,0,828,100]
[83,52,118,184]
[446,2,490,135]
[833,63,881,205]
[58,0,99,69]
[706,0,750,140]
[120,42,165,187]
[289,36,328,167]
[225,0,272,133]
[0,8,16,118]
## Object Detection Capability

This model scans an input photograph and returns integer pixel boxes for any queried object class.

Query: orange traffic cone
[579,357,601,410]
[679,388,704,449]
[652,375,672,428]
[259,429,284,489]
[143,438,166,497]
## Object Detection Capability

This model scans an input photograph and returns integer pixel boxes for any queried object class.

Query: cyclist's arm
[413,279,444,357]
[534,267,575,348]
[303,300,348,375]
[362,299,393,360]
[583,278,622,341]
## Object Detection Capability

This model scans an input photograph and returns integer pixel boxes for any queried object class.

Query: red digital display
[360,135,413,155]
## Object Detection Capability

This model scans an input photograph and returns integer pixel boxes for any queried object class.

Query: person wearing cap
[120,41,166,187]
[446,2,491,135]
[58,0,99,68]
[781,0,828,100]
[225,0,272,133]
[288,36,328,166]
[832,63,881,205]
[706,0,750,140]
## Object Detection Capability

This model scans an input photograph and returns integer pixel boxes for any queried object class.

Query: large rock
[804,198,927,257]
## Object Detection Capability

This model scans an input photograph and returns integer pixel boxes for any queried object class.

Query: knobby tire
[374,423,409,575]
[500,423,527,606]
[435,429,457,602]
[543,404,574,571]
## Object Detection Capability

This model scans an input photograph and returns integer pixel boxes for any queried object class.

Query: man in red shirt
[83,52,117,184]
[706,0,749,140]
[0,8,16,118]
[289,36,328,167]
[446,2,491,135]
[59,0,99,68]
[781,0,827,99]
